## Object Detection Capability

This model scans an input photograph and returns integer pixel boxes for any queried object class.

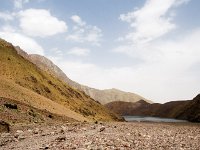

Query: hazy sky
[0,0,199,103]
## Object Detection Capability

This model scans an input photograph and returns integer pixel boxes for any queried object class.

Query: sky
[0,0,200,103]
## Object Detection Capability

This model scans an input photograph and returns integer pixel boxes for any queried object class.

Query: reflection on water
[123,116,188,123]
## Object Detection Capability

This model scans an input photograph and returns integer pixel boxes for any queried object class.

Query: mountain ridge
[15,47,152,105]
[105,94,200,122]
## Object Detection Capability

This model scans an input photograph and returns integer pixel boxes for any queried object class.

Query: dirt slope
[0,38,121,122]
[0,97,76,125]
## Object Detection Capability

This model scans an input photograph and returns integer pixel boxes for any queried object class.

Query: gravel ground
[0,122,200,150]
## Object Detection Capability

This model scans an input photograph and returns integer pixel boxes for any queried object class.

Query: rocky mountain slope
[0,38,122,123]
[15,47,151,105]
[105,94,200,122]
[176,94,200,122]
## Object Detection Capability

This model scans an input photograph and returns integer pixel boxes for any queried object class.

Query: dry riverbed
[0,122,200,150]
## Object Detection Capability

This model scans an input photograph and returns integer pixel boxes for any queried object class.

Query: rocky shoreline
[0,122,200,150]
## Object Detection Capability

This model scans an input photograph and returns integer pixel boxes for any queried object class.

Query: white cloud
[49,28,200,103]
[0,12,14,21]
[111,0,199,102]
[66,15,102,45]
[67,47,90,56]
[113,28,200,102]
[0,31,44,55]
[18,9,68,37]
[71,15,86,26]
[1,25,16,32]
[119,0,189,44]
[14,0,30,9]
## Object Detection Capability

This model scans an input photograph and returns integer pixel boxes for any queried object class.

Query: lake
[123,116,188,123]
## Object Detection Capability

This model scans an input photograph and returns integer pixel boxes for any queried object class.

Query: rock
[4,103,17,109]
[122,141,131,147]
[82,128,87,131]
[106,142,113,146]
[14,130,25,141]
[68,128,74,132]
[33,128,40,134]
[0,120,10,133]
[91,125,96,129]
[84,141,92,146]
[60,125,67,133]
[99,126,105,132]
[17,135,26,141]
[40,145,49,149]
[27,129,32,133]
[55,136,66,142]
[16,130,23,133]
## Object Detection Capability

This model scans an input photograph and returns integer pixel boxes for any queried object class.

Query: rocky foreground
[0,122,200,150]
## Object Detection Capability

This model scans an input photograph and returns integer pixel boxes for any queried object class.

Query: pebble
[99,126,105,132]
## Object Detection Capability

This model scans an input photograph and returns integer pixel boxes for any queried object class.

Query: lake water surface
[123,116,188,123]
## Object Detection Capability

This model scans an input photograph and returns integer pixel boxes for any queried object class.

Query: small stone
[82,128,87,131]
[55,136,66,142]
[33,128,40,134]
[84,141,92,146]
[122,142,131,147]
[68,128,74,132]
[99,127,105,132]
[106,142,113,146]
[16,130,23,133]
[18,135,26,141]
[1,133,11,138]
[40,145,49,150]
[60,126,67,133]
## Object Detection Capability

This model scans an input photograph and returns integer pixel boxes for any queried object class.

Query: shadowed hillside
[105,94,200,122]
[0,38,122,123]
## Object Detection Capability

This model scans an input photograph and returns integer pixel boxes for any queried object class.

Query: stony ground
[0,122,200,150]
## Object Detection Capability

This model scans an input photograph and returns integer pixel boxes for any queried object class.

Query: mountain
[0,38,122,124]
[15,48,151,105]
[105,94,200,122]
[176,94,200,122]
[105,100,150,116]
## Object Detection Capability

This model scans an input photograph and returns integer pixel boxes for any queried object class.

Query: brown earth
[0,97,76,126]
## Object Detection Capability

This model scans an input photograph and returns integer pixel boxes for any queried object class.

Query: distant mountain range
[105,94,200,122]
[0,38,122,124]
[15,46,151,105]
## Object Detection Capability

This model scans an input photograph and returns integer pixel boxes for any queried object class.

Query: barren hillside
[0,38,121,123]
